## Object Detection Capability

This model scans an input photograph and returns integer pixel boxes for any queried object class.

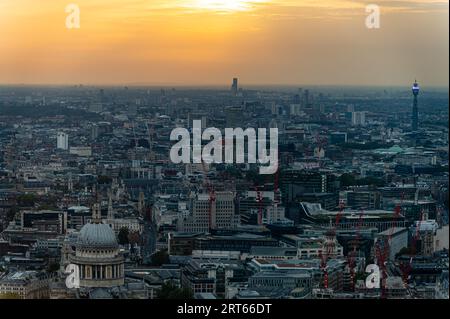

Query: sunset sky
[0,0,448,86]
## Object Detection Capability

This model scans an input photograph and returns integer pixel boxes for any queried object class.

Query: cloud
[347,0,449,12]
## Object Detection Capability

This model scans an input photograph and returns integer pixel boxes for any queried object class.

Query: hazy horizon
[1,83,448,90]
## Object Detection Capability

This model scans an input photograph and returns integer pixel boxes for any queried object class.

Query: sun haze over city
[0,0,448,86]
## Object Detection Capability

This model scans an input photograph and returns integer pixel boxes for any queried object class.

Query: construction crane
[347,209,364,291]
[255,186,263,225]
[375,192,405,298]
[274,168,281,205]
[319,200,345,289]
[201,159,216,233]
[208,185,216,232]
[199,136,233,233]
[397,205,426,289]
[412,209,425,254]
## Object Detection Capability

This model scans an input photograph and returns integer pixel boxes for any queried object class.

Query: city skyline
[0,0,448,86]
[0,84,448,300]
[0,0,448,304]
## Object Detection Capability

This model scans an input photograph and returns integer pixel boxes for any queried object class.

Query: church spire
[92,203,102,223]
[138,191,145,216]
[107,189,114,220]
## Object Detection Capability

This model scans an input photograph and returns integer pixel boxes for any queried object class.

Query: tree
[6,207,18,221]
[39,204,58,210]
[354,272,367,282]
[246,170,267,186]
[97,175,112,184]
[47,262,60,273]
[339,173,356,187]
[225,166,242,178]
[128,231,140,245]
[151,249,170,266]
[356,177,385,187]
[396,246,415,258]
[17,194,36,207]
[118,227,130,245]
[157,281,193,299]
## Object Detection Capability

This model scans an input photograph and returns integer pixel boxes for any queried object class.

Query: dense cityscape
[0,80,448,299]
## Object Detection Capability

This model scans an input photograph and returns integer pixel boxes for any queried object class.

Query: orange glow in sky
[0,0,448,86]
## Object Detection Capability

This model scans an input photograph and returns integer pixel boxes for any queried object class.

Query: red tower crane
[319,200,345,289]
[255,186,263,225]
[375,192,405,298]
[412,209,425,254]
[274,169,280,205]
[201,160,216,233]
[347,209,364,291]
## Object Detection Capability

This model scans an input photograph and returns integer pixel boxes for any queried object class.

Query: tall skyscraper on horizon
[231,77,238,95]
[412,80,420,131]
